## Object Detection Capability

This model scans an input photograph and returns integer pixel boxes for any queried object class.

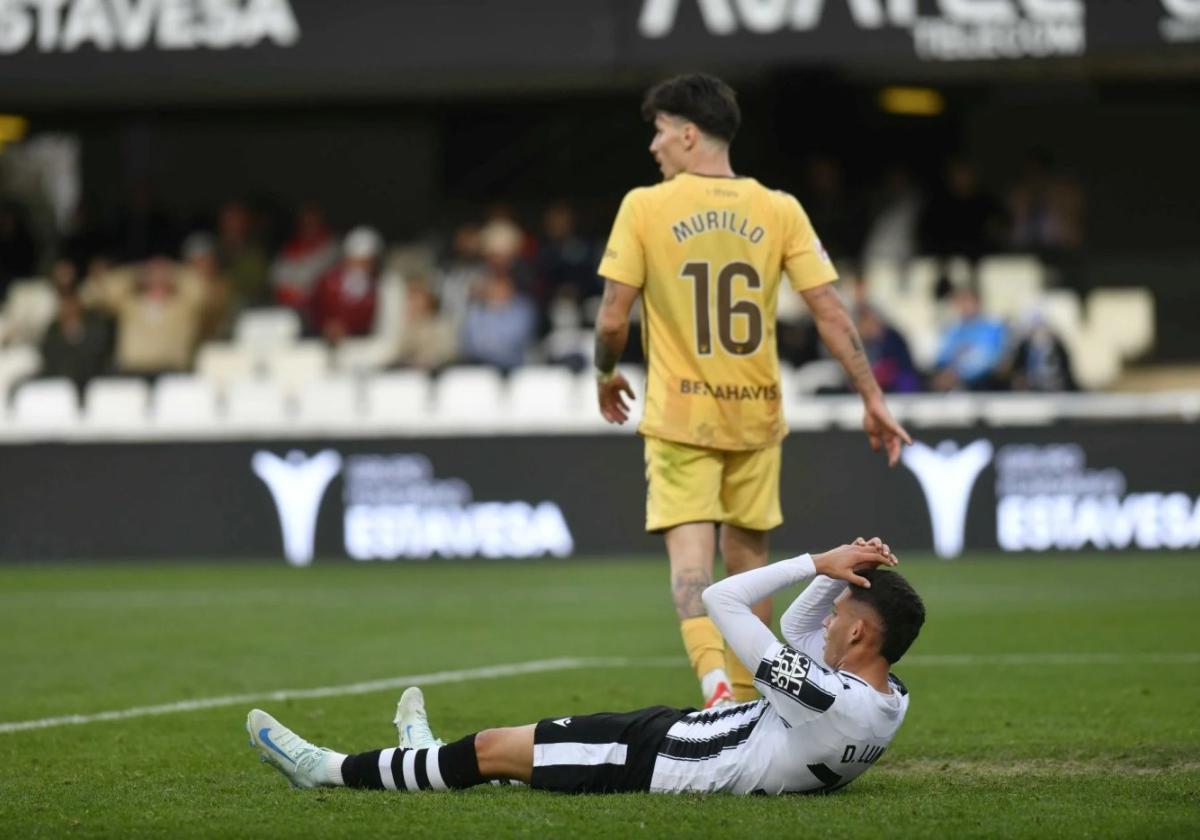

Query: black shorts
[530,705,691,794]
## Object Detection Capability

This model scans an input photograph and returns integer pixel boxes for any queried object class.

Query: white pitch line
[0,656,674,736]
[3,651,1197,736]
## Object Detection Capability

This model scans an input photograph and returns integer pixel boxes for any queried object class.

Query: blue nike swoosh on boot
[259,728,295,765]
[405,725,414,743]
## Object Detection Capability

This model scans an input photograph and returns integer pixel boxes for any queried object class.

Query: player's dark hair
[641,74,741,145]
[849,569,926,664]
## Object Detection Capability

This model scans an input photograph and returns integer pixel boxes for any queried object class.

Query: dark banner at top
[0,0,1198,104]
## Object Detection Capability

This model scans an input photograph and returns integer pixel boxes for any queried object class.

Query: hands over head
[812,537,899,588]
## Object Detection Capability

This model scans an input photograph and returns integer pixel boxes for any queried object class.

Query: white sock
[323,752,348,786]
[701,668,730,699]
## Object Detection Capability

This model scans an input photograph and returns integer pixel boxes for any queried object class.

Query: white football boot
[247,708,335,789]
[394,687,445,749]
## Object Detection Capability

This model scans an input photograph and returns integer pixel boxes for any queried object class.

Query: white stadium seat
[1,280,57,345]
[84,378,150,432]
[363,370,432,429]
[1087,288,1155,360]
[12,378,79,431]
[152,375,220,431]
[507,366,582,427]
[263,341,329,397]
[0,344,41,403]
[226,381,289,429]
[233,308,302,350]
[978,255,1045,320]
[433,366,504,427]
[195,343,258,391]
[1038,289,1084,344]
[1067,332,1122,391]
[295,376,361,431]
[333,335,398,373]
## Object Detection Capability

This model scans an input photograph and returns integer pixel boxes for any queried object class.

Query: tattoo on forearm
[594,333,622,374]
[672,569,712,619]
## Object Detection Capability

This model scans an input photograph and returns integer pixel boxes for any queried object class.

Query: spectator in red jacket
[310,227,382,344]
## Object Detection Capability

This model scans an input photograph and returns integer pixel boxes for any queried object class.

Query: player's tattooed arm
[800,284,882,401]
[594,279,638,374]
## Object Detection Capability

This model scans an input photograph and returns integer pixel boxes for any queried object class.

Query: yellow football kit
[598,172,837,532]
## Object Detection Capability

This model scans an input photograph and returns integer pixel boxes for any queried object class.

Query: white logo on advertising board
[994,444,1200,551]
[1160,0,1200,43]
[901,439,993,559]
[341,455,574,562]
[637,0,1085,61]
[0,0,300,55]
[252,449,343,568]
[251,450,576,565]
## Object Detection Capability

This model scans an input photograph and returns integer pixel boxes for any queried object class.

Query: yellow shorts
[643,436,782,533]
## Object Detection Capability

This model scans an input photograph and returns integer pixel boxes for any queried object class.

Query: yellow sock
[725,649,758,702]
[680,616,726,682]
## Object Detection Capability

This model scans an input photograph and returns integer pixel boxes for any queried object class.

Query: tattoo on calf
[672,569,712,619]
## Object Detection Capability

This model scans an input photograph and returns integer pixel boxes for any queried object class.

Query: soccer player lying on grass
[247,538,925,796]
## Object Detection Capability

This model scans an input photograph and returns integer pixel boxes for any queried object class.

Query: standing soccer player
[594,74,911,707]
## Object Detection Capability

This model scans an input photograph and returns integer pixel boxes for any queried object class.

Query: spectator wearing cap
[182,232,235,344]
[310,226,383,344]
[270,202,338,311]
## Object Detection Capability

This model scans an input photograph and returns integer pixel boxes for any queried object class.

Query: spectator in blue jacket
[932,287,1008,391]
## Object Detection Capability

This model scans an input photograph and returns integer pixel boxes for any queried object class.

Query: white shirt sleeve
[702,555,847,727]
[701,554,818,676]
[780,575,846,662]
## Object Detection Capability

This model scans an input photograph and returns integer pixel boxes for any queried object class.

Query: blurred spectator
[271,202,338,310]
[182,233,235,344]
[855,304,922,393]
[1007,309,1077,392]
[919,159,1007,264]
[217,201,270,308]
[39,284,114,392]
[931,288,1008,391]
[461,262,536,372]
[862,166,922,266]
[799,156,865,260]
[395,278,458,372]
[310,226,382,344]
[1008,149,1085,256]
[436,223,486,328]
[0,201,37,294]
[537,201,601,307]
[48,257,78,295]
[87,257,205,376]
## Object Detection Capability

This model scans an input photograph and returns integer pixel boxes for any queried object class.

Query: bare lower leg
[665,523,718,619]
[719,524,771,624]
[473,725,535,784]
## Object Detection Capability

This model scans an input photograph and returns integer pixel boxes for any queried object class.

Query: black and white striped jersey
[649,647,908,795]
[654,553,912,795]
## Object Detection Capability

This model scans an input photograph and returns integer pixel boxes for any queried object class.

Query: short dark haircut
[849,569,926,664]
[641,74,741,145]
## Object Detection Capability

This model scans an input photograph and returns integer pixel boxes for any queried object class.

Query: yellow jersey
[598,172,837,451]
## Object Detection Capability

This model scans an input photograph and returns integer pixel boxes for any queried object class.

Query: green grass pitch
[1,553,1198,838]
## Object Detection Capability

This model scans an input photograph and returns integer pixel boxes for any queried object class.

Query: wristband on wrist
[595,368,616,384]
